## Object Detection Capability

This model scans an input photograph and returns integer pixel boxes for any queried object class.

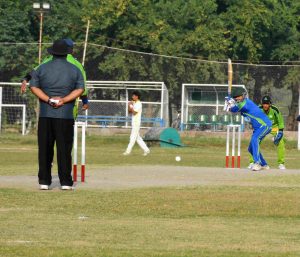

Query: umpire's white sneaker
[39,184,49,190]
[262,165,270,170]
[61,186,74,190]
[278,164,286,170]
[252,163,262,171]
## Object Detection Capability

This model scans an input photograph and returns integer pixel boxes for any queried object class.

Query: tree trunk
[286,83,299,131]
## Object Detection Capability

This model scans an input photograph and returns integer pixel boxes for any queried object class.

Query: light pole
[33,2,51,64]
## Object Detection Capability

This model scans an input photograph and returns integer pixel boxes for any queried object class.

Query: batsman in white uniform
[123,91,150,156]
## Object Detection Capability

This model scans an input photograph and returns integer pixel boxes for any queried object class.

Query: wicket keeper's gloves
[80,95,88,105]
[274,130,283,145]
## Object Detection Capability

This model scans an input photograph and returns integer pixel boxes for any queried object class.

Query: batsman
[224,59,271,171]
[248,95,286,170]
[224,88,272,171]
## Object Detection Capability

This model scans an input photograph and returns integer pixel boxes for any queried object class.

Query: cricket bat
[223,58,233,112]
[228,58,233,97]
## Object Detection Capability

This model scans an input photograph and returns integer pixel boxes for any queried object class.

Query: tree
[269,0,300,61]
[220,0,273,62]
[82,0,228,118]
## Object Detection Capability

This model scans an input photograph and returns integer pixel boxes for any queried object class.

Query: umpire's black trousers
[38,117,74,186]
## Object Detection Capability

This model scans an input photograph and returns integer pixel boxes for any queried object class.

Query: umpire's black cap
[47,39,72,56]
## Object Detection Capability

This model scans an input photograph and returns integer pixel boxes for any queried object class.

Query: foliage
[0,0,300,126]
[0,132,300,256]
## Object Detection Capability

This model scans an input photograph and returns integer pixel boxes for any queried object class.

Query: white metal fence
[0,85,28,135]
[181,84,247,131]
[77,81,169,128]
[0,81,169,134]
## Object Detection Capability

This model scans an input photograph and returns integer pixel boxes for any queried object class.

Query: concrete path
[0,165,299,190]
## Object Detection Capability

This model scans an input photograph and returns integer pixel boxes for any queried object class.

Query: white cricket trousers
[125,126,149,153]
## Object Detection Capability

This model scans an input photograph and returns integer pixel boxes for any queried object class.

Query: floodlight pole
[298,86,300,150]
[38,12,43,64]
[82,19,90,66]
[33,3,50,64]
[0,87,2,134]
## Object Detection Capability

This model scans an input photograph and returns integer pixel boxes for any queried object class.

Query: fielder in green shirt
[249,95,286,169]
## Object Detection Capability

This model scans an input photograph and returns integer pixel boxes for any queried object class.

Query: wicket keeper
[225,88,272,171]
[249,96,286,169]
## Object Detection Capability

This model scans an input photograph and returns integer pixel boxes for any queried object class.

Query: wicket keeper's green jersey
[259,105,284,132]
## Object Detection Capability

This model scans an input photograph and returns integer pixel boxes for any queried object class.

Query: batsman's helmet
[231,87,246,98]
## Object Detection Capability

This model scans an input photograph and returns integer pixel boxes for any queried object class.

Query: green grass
[0,187,300,257]
[0,133,299,175]
[0,133,300,256]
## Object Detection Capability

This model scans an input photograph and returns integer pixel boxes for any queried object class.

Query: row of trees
[0,0,300,129]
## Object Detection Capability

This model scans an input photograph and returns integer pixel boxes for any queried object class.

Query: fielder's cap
[297,115,300,122]
[47,39,72,56]
[64,38,74,48]
[262,95,272,104]
[231,87,245,98]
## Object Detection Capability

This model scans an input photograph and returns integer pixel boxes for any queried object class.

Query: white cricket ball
[175,156,181,162]
[50,99,59,104]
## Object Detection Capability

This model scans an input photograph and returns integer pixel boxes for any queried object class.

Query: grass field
[0,132,299,175]
[0,132,300,257]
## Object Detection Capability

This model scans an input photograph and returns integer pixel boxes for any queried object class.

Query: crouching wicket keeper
[249,96,285,170]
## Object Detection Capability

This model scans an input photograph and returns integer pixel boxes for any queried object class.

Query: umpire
[29,39,84,190]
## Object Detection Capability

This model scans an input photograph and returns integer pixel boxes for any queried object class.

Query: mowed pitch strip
[0,166,300,190]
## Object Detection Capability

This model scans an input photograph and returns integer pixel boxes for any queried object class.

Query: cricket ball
[175,156,181,162]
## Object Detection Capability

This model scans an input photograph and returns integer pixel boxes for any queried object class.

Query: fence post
[0,87,2,133]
